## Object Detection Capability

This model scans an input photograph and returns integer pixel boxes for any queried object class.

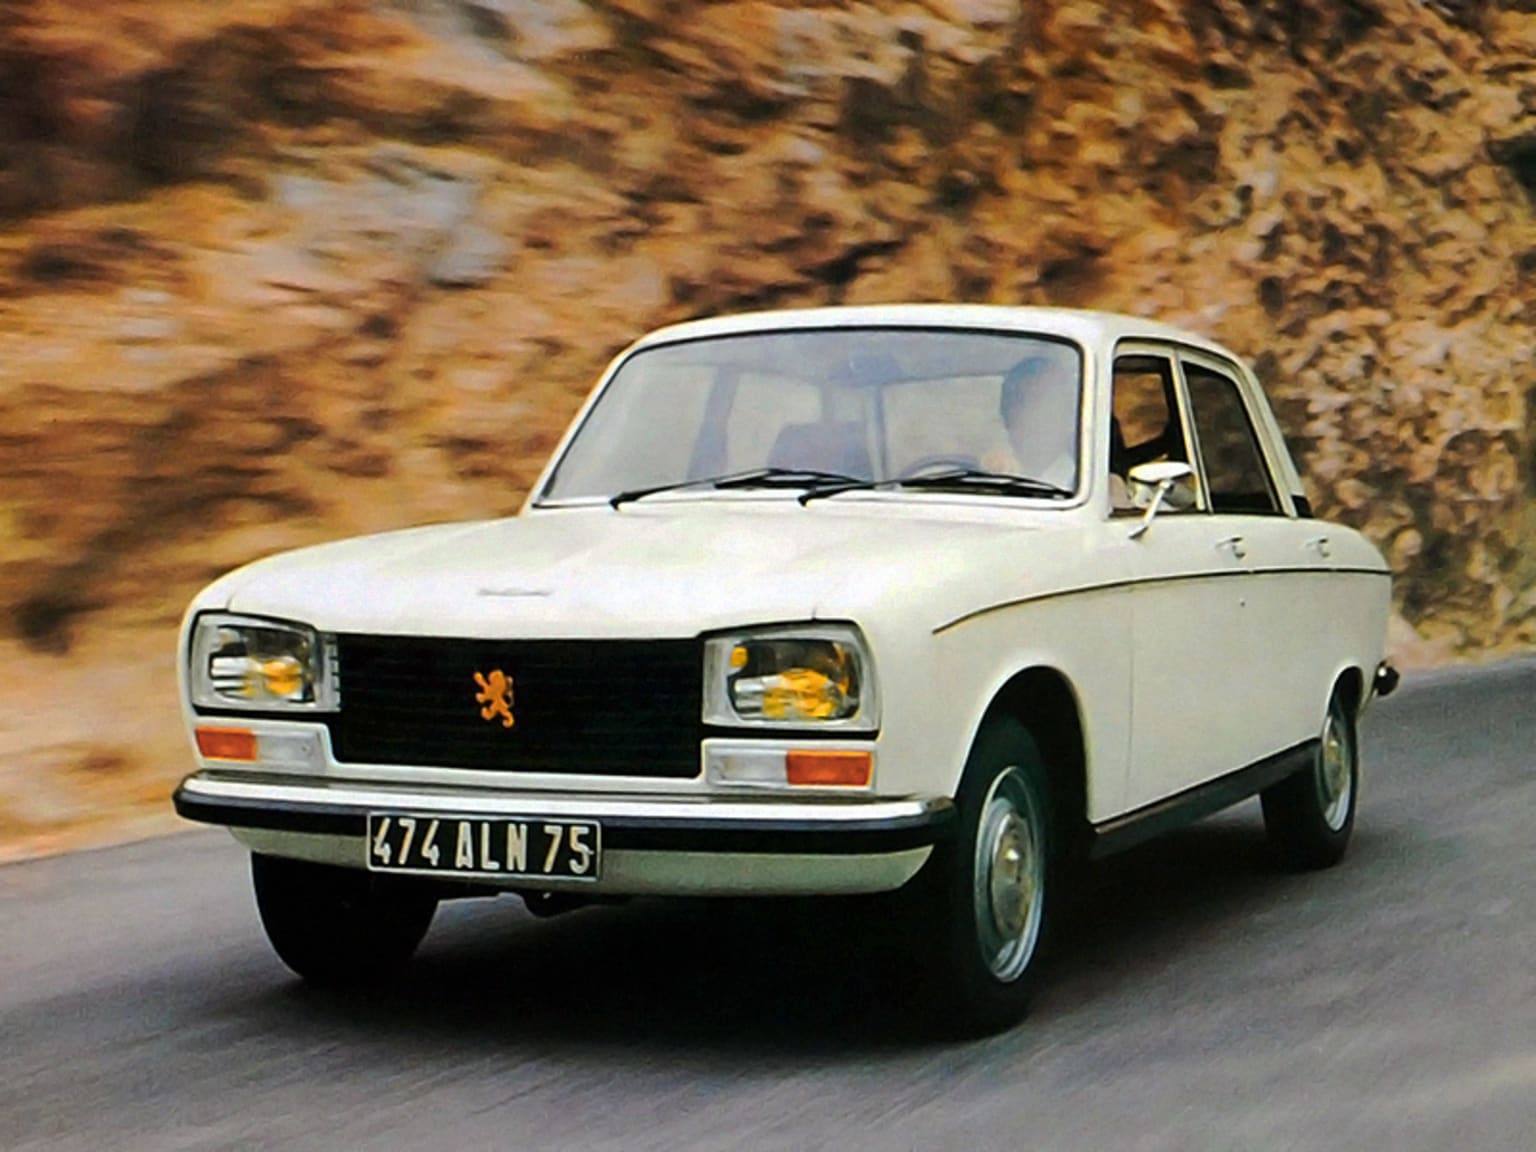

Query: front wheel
[251,854,439,986]
[1261,688,1359,871]
[906,718,1055,1036]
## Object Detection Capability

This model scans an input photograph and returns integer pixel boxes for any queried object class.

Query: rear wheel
[251,854,438,986]
[907,718,1055,1036]
[1261,688,1358,870]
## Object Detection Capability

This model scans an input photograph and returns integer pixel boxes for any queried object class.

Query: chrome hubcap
[1317,707,1354,832]
[973,767,1046,982]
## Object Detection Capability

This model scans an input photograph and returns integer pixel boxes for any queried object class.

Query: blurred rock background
[2,0,1534,858]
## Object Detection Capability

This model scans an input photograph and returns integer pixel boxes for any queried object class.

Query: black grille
[328,635,703,778]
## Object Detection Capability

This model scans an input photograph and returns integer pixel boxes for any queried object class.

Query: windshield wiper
[609,467,865,509]
[713,467,864,490]
[800,468,1073,505]
[609,469,766,509]
[896,468,1074,499]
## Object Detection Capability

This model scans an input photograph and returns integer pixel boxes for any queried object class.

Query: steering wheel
[897,453,981,480]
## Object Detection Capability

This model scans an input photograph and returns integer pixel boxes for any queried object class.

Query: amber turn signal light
[785,749,872,787]
[195,726,258,762]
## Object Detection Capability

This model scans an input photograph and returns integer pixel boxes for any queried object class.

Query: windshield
[539,327,1085,502]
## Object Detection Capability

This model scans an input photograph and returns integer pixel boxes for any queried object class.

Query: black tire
[251,854,438,986]
[1261,688,1358,871]
[906,718,1056,1037]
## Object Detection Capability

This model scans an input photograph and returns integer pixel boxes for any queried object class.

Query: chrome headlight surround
[189,612,337,712]
[703,623,878,731]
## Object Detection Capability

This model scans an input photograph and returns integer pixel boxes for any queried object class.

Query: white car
[174,305,1396,1032]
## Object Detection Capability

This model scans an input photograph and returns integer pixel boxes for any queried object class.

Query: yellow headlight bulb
[763,668,846,720]
[258,655,305,699]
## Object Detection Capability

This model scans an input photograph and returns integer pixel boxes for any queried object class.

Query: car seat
[767,422,874,480]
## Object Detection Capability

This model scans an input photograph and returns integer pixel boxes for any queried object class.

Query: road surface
[3,660,1534,1150]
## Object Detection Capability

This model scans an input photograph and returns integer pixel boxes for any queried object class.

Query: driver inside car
[982,353,1083,493]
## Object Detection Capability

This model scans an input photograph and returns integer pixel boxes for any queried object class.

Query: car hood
[209,498,1089,638]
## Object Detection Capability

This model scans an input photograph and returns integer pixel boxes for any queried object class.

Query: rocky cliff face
[2,0,1534,854]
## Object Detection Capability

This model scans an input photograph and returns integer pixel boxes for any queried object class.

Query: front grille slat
[327,636,703,778]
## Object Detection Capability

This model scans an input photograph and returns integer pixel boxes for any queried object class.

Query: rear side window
[1183,364,1281,515]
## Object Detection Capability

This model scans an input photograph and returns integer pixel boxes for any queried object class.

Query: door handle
[1305,535,1332,559]
[1216,535,1247,560]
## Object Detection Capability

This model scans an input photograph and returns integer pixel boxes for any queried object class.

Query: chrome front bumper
[174,772,953,897]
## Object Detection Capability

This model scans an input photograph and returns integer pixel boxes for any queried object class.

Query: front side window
[1110,352,1197,512]
[540,328,1085,501]
[1183,362,1281,515]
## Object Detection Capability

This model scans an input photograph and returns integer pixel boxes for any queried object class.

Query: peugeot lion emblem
[473,669,515,728]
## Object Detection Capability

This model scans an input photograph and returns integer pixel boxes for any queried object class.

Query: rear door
[1179,351,1333,757]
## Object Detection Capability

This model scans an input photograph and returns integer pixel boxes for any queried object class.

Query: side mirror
[1127,461,1195,540]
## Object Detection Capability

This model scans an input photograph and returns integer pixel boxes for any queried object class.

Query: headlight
[189,613,336,711]
[704,624,877,729]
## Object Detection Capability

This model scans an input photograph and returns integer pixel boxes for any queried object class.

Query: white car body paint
[175,305,1392,894]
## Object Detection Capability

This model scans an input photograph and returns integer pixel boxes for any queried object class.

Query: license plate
[366,814,601,881]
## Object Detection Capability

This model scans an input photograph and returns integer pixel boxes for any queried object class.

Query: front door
[1113,347,1262,812]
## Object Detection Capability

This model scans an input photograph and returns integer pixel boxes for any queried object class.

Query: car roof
[629,304,1241,363]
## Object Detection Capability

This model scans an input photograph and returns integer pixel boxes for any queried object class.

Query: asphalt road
[3,661,1534,1151]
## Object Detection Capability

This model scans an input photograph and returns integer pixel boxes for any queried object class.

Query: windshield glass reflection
[541,328,1084,502]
